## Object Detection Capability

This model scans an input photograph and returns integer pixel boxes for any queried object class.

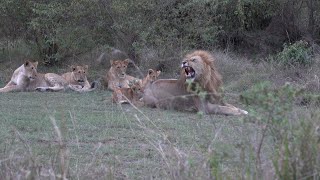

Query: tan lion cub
[140,69,161,88]
[104,59,136,91]
[111,69,160,106]
[61,65,96,92]
[112,80,144,106]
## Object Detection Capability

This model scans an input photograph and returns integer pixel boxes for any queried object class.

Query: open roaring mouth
[184,66,196,79]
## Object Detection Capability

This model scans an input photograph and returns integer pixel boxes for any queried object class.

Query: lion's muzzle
[181,62,196,80]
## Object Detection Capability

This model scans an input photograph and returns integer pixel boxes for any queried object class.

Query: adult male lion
[143,50,248,116]
[104,59,136,91]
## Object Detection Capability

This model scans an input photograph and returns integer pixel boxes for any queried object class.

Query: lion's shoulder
[61,72,72,81]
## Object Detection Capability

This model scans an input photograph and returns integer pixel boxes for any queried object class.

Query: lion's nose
[181,61,188,67]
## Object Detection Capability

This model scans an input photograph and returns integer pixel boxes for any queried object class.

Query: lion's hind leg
[0,84,24,92]
[36,73,67,92]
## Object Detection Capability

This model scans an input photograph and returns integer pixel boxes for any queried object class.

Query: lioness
[0,60,70,92]
[104,59,136,91]
[112,79,144,106]
[0,61,92,92]
[143,50,248,116]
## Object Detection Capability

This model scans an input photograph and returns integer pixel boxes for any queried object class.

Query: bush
[241,82,320,179]
[275,40,313,67]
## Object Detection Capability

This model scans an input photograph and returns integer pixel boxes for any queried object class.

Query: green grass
[0,90,253,179]
[0,50,319,179]
[1,90,318,179]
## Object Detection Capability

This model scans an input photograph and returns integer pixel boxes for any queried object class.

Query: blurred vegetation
[275,40,314,67]
[241,82,320,179]
[0,0,319,65]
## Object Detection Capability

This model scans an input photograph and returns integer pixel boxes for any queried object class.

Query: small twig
[50,116,69,180]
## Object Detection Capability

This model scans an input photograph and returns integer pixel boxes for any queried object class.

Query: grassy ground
[0,49,319,179]
[0,90,253,179]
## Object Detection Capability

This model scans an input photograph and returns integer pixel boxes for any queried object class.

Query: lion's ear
[156,70,161,76]
[84,65,89,70]
[134,79,140,85]
[33,61,38,68]
[110,60,114,65]
[71,65,76,72]
[128,80,134,87]
[24,60,31,67]
[124,59,130,65]
[148,69,154,75]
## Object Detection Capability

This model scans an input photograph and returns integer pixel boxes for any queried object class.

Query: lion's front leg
[77,81,96,92]
[205,102,248,116]
[36,85,65,92]
[68,84,84,92]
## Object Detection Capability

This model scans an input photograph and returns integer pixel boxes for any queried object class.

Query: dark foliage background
[0,0,319,65]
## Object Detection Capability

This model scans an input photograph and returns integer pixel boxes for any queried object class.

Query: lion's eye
[78,71,81,73]
[191,59,196,62]
[117,66,120,68]
[123,66,126,68]
[31,67,34,69]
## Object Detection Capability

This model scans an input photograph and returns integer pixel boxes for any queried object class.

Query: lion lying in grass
[0,61,64,92]
[140,69,161,88]
[112,69,160,105]
[61,65,96,92]
[0,61,95,92]
[104,59,136,91]
[112,79,144,106]
[143,50,248,116]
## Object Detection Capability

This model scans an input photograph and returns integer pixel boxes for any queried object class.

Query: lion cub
[112,80,144,106]
[111,69,160,106]
[140,69,161,88]
[61,65,96,92]
[104,59,136,91]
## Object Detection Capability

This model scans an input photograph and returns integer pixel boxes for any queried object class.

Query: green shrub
[275,40,313,67]
[241,82,320,179]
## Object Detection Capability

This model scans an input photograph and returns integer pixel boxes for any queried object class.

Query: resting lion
[143,50,248,116]
[112,69,160,105]
[61,65,96,92]
[112,79,144,106]
[0,61,93,92]
[140,69,161,88]
[104,59,136,91]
